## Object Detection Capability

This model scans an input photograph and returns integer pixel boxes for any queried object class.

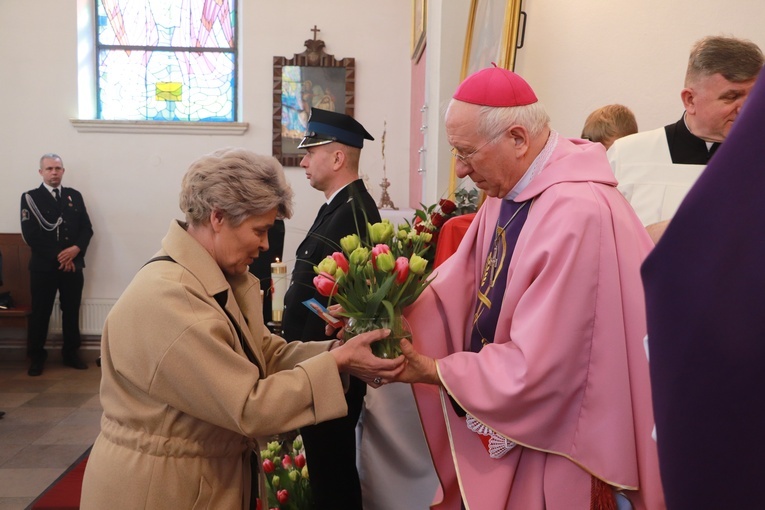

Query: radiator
[50,298,116,336]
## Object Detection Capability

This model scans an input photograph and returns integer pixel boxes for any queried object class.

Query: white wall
[3,0,764,307]
[0,0,412,301]
[513,0,765,138]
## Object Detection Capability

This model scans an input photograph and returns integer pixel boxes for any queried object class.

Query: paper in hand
[302,298,344,328]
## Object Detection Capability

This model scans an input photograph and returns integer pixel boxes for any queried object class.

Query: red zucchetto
[453,65,538,107]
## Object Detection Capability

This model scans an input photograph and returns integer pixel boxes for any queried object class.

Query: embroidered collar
[506,130,559,200]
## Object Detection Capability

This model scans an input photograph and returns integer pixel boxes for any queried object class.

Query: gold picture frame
[272,39,355,167]
[450,0,524,193]
[412,0,427,62]
[461,0,523,79]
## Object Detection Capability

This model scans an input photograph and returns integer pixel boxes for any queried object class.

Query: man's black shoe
[63,353,88,370]
[28,359,45,376]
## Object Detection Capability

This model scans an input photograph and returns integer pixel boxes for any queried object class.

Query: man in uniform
[608,35,763,242]
[20,153,93,376]
[281,108,379,509]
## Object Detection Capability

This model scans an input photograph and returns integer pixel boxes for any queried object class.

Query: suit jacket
[80,220,348,510]
[20,184,93,271]
[282,179,381,342]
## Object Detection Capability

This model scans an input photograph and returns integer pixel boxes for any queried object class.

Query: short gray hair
[686,36,764,86]
[39,153,63,168]
[179,148,294,226]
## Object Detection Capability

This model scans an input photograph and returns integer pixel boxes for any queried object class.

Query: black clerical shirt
[665,117,720,165]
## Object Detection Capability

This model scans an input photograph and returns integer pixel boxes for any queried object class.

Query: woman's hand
[323,304,347,337]
[330,328,405,388]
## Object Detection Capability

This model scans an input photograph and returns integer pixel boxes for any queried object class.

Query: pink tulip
[313,272,338,297]
[282,454,292,467]
[295,453,306,469]
[371,244,394,271]
[371,244,391,257]
[393,257,409,284]
[331,251,349,273]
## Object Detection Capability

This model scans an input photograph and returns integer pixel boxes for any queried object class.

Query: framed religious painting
[412,0,427,62]
[461,0,524,79]
[450,0,525,194]
[273,32,355,167]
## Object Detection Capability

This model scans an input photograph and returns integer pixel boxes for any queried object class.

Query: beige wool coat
[80,220,348,510]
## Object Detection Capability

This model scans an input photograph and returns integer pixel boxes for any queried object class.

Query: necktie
[52,188,60,202]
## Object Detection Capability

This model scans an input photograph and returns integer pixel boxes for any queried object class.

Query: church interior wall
[2,0,764,319]
[0,0,413,304]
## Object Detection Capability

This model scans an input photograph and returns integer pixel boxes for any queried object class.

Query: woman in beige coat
[80,148,403,510]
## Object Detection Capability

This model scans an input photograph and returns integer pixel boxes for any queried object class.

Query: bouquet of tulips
[259,436,311,510]
[312,219,435,357]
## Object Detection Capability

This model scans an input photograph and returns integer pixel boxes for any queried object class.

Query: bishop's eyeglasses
[450,129,507,164]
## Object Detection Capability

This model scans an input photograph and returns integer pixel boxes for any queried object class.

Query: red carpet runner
[27,447,91,510]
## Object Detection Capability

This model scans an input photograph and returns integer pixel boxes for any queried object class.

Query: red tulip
[294,453,306,469]
[439,199,457,214]
[282,454,292,468]
[331,251,349,273]
[393,257,409,284]
[262,459,274,474]
[277,489,289,504]
[313,272,338,297]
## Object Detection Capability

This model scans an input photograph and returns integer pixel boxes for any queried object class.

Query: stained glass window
[96,0,237,122]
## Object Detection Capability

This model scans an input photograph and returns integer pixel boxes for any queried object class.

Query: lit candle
[270,258,288,322]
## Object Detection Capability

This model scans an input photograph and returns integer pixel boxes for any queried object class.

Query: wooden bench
[0,233,32,341]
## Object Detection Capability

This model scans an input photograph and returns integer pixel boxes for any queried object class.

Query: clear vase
[344,315,411,359]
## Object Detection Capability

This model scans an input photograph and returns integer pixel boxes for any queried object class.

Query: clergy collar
[667,115,719,164]
[506,130,559,200]
[682,112,717,151]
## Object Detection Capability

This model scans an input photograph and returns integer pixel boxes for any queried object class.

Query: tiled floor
[0,347,101,510]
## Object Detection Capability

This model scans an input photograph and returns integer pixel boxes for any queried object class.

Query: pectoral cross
[311,25,321,40]
[488,250,499,282]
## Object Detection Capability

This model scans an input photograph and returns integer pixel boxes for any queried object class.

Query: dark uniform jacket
[282,179,381,341]
[20,184,93,272]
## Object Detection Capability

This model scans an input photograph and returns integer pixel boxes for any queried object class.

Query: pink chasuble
[405,138,664,510]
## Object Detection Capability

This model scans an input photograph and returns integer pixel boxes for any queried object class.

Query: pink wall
[409,48,427,208]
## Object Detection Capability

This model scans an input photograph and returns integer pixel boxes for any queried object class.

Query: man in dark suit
[281,108,380,509]
[20,153,93,376]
